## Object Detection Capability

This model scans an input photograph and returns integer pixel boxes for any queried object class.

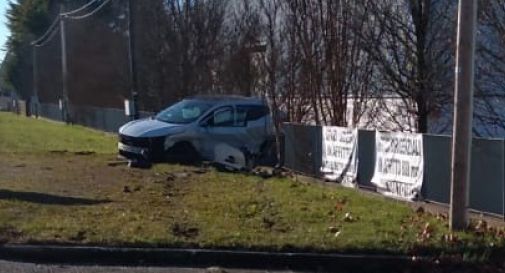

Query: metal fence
[36,102,153,132]
[283,123,505,219]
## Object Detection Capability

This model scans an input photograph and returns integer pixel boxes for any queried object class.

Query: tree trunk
[417,97,429,133]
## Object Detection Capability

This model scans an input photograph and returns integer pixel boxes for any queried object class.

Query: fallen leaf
[328,226,339,233]
[343,212,355,222]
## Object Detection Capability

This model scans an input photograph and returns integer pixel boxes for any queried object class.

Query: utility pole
[450,0,478,231]
[32,45,39,118]
[60,10,70,123]
[127,0,139,120]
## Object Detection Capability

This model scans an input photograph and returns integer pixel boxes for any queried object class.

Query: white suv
[118,96,275,167]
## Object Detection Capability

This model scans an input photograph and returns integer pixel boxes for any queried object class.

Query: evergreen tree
[3,0,50,99]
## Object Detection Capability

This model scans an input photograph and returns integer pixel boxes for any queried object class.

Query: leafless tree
[258,0,283,164]
[134,0,231,110]
[474,0,505,136]
[266,0,374,127]
[357,0,456,133]
[219,0,263,96]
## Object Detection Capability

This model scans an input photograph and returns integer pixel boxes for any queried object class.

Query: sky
[0,0,9,63]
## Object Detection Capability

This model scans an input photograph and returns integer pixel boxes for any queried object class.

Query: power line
[61,0,102,16]
[34,24,60,48]
[31,0,106,46]
[66,0,113,20]
[32,18,60,46]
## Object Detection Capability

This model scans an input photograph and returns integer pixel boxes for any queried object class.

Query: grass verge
[0,112,504,264]
[0,113,116,154]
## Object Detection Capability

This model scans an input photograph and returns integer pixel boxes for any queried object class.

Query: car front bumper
[118,134,166,161]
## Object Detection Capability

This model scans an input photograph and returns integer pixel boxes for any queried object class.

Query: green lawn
[0,113,116,154]
[0,112,504,263]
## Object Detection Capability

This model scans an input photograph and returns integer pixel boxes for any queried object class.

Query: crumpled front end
[118,134,166,161]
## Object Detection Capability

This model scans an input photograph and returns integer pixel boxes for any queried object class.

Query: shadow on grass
[0,190,110,206]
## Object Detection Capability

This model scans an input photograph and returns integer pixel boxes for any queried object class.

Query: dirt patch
[49,150,69,154]
[0,226,23,243]
[69,230,87,242]
[74,151,96,156]
[0,153,149,196]
[171,222,200,239]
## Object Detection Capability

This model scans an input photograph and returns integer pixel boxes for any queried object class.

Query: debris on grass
[436,213,448,221]
[107,160,129,167]
[416,206,425,215]
[166,174,175,182]
[442,233,460,245]
[252,168,272,179]
[49,150,69,154]
[334,230,342,238]
[250,167,294,180]
[474,219,488,235]
[128,160,152,169]
[69,230,87,241]
[171,222,199,239]
[418,222,434,243]
[262,216,276,229]
[335,198,348,212]
[0,226,23,243]
[173,172,191,179]
[74,151,96,156]
[163,172,192,182]
[192,168,208,175]
[123,185,142,193]
[328,226,339,233]
[343,212,355,222]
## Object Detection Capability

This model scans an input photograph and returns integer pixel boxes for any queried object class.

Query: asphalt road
[0,260,297,273]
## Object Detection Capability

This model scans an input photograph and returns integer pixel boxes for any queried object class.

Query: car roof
[186,95,265,105]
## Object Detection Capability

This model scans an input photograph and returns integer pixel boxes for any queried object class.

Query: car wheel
[165,142,200,165]
[257,139,277,166]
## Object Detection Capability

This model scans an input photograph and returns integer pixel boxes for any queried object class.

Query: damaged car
[118,96,276,169]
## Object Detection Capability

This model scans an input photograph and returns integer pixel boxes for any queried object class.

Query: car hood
[119,118,186,138]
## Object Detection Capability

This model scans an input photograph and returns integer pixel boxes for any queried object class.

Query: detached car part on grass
[118,96,275,170]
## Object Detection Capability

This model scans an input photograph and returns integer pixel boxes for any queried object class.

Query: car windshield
[155,100,212,124]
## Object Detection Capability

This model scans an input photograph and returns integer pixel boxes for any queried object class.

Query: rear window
[237,105,269,122]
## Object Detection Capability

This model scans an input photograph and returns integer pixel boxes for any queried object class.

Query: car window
[247,105,269,121]
[213,108,234,127]
[236,105,269,123]
[205,105,269,127]
[156,100,212,124]
[236,107,248,127]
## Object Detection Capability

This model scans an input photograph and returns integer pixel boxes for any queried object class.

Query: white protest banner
[321,127,358,187]
[371,131,424,200]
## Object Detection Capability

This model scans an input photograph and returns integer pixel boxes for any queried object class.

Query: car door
[199,106,249,160]
[236,105,271,154]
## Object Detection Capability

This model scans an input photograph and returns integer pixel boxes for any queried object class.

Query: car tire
[257,139,277,166]
[165,142,200,165]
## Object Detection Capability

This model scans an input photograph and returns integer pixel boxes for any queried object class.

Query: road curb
[0,244,434,271]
